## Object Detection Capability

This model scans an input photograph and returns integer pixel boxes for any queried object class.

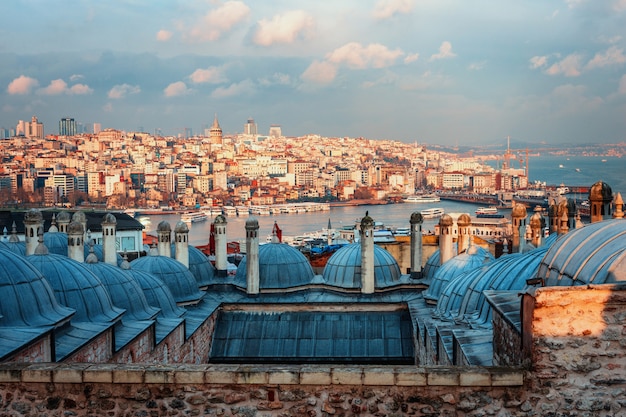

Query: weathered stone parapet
[0,363,524,387]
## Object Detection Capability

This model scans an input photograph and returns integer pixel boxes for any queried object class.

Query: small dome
[157,221,171,232]
[322,242,401,289]
[131,255,205,305]
[67,221,84,234]
[439,214,454,227]
[72,211,86,224]
[530,211,543,228]
[82,262,160,321]
[0,249,75,327]
[171,245,216,288]
[24,208,43,223]
[589,181,612,201]
[44,232,68,256]
[102,213,117,224]
[214,214,227,224]
[234,243,314,289]
[57,211,72,223]
[360,214,375,229]
[410,212,424,224]
[422,244,458,282]
[27,253,124,323]
[537,219,626,285]
[423,245,494,303]
[245,217,259,229]
[83,243,124,266]
[174,221,189,234]
[512,203,527,218]
[123,268,186,319]
[457,213,471,227]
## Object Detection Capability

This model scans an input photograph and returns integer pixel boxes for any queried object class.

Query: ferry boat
[180,211,208,223]
[404,194,441,203]
[420,207,445,219]
[475,206,499,216]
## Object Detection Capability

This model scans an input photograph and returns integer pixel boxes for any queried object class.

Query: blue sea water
[141,154,623,245]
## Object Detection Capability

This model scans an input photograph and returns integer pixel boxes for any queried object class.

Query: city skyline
[1,1,626,144]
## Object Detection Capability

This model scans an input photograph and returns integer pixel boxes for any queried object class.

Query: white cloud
[156,29,172,41]
[258,72,292,86]
[619,74,626,94]
[429,41,456,61]
[301,60,337,84]
[103,103,113,112]
[108,84,141,99]
[529,55,548,69]
[164,81,191,97]
[7,75,39,95]
[614,0,626,11]
[326,42,404,69]
[586,46,626,69]
[253,10,315,46]
[211,80,254,98]
[372,0,414,19]
[69,74,84,81]
[404,53,419,64]
[546,53,582,76]
[185,1,250,42]
[189,66,227,84]
[362,72,399,88]
[564,0,586,8]
[38,79,92,95]
[468,61,486,71]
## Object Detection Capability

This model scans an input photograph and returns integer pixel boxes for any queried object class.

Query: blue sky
[1,0,625,145]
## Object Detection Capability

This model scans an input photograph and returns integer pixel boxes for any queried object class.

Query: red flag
[272,221,282,243]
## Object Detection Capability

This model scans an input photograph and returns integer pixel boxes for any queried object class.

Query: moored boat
[404,194,441,203]
[421,207,445,218]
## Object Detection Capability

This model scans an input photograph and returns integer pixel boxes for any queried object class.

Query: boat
[180,211,208,223]
[559,164,564,168]
[575,168,581,172]
[475,207,499,216]
[420,208,445,219]
[404,194,440,203]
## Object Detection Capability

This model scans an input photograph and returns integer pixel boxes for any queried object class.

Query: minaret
[214,214,228,277]
[410,211,424,278]
[511,202,527,253]
[210,113,223,145]
[589,181,613,223]
[456,213,471,255]
[67,221,85,262]
[157,221,172,257]
[245,217,260,295]
[174,221,190,268]
[439,214,454,265]
[24,208,43,256]
[360,213,375,294]
[613,192,624,219]
[102,213,117,266]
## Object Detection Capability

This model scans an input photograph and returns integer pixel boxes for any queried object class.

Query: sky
[1,0,626,145]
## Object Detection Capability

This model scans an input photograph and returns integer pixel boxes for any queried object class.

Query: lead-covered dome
[322,242,401,289]
[0,249,75,327]
[537,219,626,285]
[171,245,216,288]
[44,230,68,256]
[234,243,315,289]
[423,245,494,304]
[131,254,205,305]
[27,252,124,323]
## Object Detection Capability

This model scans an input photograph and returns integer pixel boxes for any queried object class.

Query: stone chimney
[511,202,527,253]
[72,211,88,243]
[548,198,558,234]
[245,217,260,295]
[589,181,613,223]
[439,214,454,265]
[613,192,624,219]
[360,213,375,294]
[157,221,172,257]
[67,221,85,262]
[456,213,471,255]
[410,211,424,278]
[101,213,117,266]
[529,206,544,248]
[24,209,43,256]
[558,209,570,235]
[56,211,71,233]
[214,215,228,277]
[174,221,189,268]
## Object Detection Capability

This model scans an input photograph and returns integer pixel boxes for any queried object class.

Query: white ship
[180,211,208,223]
[404,194,441,203]
[420,208,445,218]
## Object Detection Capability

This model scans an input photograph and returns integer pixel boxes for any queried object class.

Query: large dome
[537,219,626,285]
[44,231,68,256]
[131,255,205,305]
[322,242,401,289]
[234,243,315,289]
[171,245,216,288]
[423,245,494,303]
[0,249,74,327]
[27,252,124,323]
[422,244,458,282]
[122,267,186,319]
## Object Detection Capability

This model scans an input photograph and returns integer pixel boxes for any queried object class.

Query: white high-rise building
[244,118,257,135]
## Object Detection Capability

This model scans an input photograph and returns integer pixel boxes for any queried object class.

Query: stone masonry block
[300,368,332,385]
[363,368,395,386]
[395,368,427,386]
[22,364,58,383]
[175,369,205,384]
[491,370,524,386]
[113,367,144,384]
[428,370,460,386]
[332,368,362,385]
[53,367,84,383]
[145,368,175,384]
[269,370,299,385]
[236,368,268,384]
[459,370,491,386]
